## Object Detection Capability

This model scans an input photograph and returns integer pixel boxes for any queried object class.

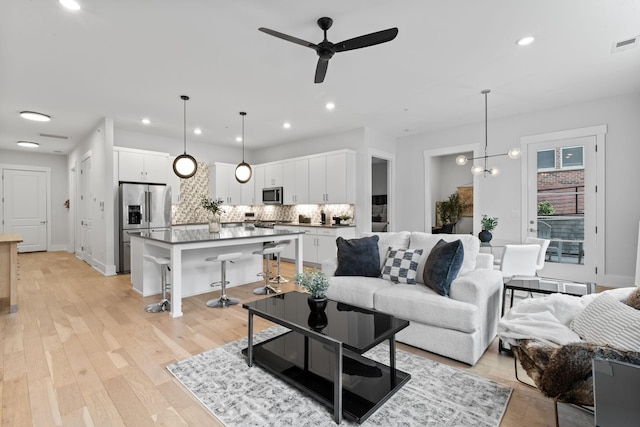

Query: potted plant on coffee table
[479,214,498,243]
[295,269,330,312]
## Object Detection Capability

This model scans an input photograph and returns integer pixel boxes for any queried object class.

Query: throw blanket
[498,288,635,346]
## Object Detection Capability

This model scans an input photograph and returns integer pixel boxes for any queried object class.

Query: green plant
[339,214,351,221]
[480,214,498,231]
[537,201,556,216]
[439,191,467,225]
[201,196,225,215]
[295,270,330,298]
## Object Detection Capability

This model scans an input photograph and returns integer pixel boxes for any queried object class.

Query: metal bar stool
[269,240,291,284]
[206,252,242,308]
[144,254,171,313]
[253,244,286,295]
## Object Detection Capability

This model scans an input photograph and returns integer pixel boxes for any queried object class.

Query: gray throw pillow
[335,235,381,277]
[423,239,464,297]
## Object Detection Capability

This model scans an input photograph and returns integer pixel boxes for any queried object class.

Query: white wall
[67,118,116,275]
[0,149,69,250]
[114,129,243,165]
[397,92,640,285]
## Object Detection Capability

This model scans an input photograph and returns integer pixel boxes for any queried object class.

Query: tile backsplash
[171,163,354,224]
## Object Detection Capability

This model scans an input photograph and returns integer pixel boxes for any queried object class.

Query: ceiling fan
[259,17,399,83]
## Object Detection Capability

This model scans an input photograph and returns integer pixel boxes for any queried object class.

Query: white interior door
[80,156,93,264]
[525,135,597,281]
[2,169,47,252]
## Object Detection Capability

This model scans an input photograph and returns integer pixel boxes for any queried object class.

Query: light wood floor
[1,251,593,426]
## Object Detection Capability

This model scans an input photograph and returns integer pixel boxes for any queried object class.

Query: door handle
[529,228,537,232]
[40,221,46,224]
[148,191,152,222]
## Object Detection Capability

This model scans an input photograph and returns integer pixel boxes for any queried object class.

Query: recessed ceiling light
[20,111,51,122]
[194,128,202,135]
[236,136,242,142]
[141,118,151,125]
[17,141,39,148]
[59,0,81,11]
[283,122,291,129]
[325,102,335,110]
[516,36,535,46]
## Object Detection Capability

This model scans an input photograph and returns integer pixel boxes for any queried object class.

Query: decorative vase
[478,230,493,243]
[307,311,328,332]
[209,213,221,233]
[307,295,328,312]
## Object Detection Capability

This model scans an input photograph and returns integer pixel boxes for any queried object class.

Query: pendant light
[455,89,521,177]
[235,111,252,183]
[173,95,198,179]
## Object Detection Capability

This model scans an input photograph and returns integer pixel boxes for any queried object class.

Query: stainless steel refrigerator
[118,182,172,273]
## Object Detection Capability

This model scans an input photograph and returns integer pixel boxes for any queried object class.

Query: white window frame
[560,145,585,170]
[536,148,556,171]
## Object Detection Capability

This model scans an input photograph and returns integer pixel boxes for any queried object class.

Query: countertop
[0,233,23,244]
[271,222,356,229]
[130,227,305,244]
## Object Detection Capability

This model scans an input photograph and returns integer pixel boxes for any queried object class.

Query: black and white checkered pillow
[381,247,424,284]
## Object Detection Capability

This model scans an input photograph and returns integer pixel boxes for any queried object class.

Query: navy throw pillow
[334,235,381,277]
[423,239,464,297]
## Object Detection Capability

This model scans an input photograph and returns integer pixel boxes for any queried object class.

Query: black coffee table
[242,291,411,424]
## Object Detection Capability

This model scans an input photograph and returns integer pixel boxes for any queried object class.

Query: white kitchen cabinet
[308,151,355,204]
[253,165,265,206]
[274,225,355,266]
[264,163,283,187]
[167,156,181,204]
[282,159,309,204]
[213,163,242,205]
[240,175,256,205]
[117,149,169,183]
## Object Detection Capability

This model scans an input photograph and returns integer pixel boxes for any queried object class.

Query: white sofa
[321,231,503,365]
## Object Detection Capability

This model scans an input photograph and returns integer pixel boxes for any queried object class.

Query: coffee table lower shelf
[242,331,411,424]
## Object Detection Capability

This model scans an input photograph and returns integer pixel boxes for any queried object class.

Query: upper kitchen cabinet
[282,159,309,204]
[116,148,169,183]
[212,163,242,205]
[253,165,265,206]
[167,156,181,204]
[240,167,256,205]
[308,151,355,204]
[264,163,283,187]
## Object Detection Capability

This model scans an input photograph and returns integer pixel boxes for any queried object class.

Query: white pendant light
[456,89,521,177]
[173,95,198,179]
[235,111,252,184]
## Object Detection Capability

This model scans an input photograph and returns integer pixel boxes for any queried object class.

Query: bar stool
[144,254,171,313]
[205,252,242,308]
[253,244,286,295]
[269,240,291,284]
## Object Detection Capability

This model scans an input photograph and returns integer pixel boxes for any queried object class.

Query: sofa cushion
[409,232,480,282]
[362,231,411,269]
[423,239,464,297]
[381,247,423,284]
[570,293,640,352]
[334,235,380,277]
[374,283,479,333]
[325,276,392,309]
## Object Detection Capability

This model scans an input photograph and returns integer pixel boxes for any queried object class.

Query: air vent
[611,36,639,53]
[39,133,69,140]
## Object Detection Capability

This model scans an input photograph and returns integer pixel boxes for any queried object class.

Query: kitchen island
[130,226,305,317]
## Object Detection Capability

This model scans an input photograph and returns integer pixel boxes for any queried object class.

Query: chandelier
[455,89,521,176]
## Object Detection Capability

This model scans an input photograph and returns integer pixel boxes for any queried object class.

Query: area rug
[167,326,512,426]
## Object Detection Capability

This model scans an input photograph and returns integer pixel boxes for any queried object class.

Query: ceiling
[1,0,639,155]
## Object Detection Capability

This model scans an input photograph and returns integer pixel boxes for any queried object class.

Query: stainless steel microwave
[262,187,283,205]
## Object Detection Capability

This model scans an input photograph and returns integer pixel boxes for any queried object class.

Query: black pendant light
[235,111,252,183]
[173,95,198,179]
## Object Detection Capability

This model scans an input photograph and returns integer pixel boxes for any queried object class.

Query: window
[537,149,555,170]
[561,146,584,169]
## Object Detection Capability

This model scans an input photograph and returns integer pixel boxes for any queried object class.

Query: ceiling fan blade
[258,27,318,50]
[335,28,398,52]
[314,59,329,83]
